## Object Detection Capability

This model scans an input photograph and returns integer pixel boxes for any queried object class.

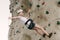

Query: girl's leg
[35,24,49,36]
[33,27,44,35]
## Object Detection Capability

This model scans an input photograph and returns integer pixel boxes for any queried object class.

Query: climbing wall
[9,0,60,40]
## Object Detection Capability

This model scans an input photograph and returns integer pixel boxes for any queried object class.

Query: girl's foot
[42,33,52,38]
[47,33,52,38]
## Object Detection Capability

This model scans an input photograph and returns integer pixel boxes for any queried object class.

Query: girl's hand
[8,16,19,19]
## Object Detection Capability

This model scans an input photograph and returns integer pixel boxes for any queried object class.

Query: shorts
[25,19,35,30]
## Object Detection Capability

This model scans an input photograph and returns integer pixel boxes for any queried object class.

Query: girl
[9,9,52,38]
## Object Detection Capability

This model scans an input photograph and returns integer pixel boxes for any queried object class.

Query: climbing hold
[21,5,24,8]
[57,21,60,25]
[54,32,56,34]
[15,2,18,4]
[46,11,49,14]
[29,3,32,7]
[48,24,50,26]
[58,1,60,5]
[11,28,14,29]
[42,34,46,38]
[37,5,40,8]
[12,6,14,7]
[16,30,20,33]
[37,16,40,18]
[57,1,60,7]
[10,9,14,13]
[42,2,45,5]
[39,39,41,40]
[10,11,12,13]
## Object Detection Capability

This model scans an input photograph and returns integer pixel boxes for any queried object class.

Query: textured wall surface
[9,0,60,40]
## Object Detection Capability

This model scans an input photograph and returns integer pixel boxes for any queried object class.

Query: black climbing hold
[57,21,60,25]
[42,34,46,38]
[39,39,41,40]
[54,32,56,34]
[15,2,18,4]
[10,9,14,13]
[46,11,49,14]
[37,5,40,8]
[21,5,24,8]
[10,11,12,13]
[37,16,40,18]
[57,1,60,7]
[48,24,50,26]
[58,1,60,4]
[29,3,32,7]
[48,33,52,38]
[16,30,20,33]
[12,28,14,29]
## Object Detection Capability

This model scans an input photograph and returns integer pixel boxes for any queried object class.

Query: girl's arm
[25,9,31,19]
[9,16,20,19]
[27,9,31,18]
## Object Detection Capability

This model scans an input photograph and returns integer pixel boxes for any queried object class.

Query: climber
[9,9,52,38]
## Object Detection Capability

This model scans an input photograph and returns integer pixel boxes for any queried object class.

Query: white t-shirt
[18,16,31,25]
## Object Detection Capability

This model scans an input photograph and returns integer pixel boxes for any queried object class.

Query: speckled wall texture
[9,0,60,40]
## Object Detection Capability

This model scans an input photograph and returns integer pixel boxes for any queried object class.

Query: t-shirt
[18,16,31,25]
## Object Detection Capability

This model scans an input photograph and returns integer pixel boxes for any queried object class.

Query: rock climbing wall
[9,0,60,40]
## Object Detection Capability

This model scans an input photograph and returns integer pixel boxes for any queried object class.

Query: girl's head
[17,9,24,16]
